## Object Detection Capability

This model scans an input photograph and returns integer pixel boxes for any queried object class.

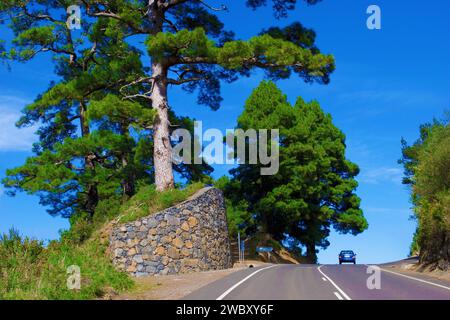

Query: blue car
[339,250,356,264]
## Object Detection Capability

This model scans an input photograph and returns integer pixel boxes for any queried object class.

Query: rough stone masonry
[109,187,232,277]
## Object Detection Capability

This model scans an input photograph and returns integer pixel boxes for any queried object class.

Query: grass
[0,182,205,299]
[118,182,205,223]
[0,229,133,300]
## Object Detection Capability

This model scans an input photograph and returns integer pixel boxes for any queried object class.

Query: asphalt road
[184,264,450,300]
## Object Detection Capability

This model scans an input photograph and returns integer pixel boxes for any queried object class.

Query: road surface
[184,264,450,300]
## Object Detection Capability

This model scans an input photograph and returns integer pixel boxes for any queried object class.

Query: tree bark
[306,242,317,264]
[79,101,99,218]
[121,155,135,197]
[147,1,175,191]
[151,62,175,191]
[119,123,136,198]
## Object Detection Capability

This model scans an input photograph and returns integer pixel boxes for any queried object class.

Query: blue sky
[0,0,449,264]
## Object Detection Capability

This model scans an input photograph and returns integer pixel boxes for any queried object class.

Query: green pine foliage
[214,176,255,238]
[145,27,334,83]
[228,81,367,262]
[400,117,450,268]
[1,0,334,217]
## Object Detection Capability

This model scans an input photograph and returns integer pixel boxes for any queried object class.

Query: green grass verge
[0,229,133,300]
[0,182,206,299]
[118,182,205,224]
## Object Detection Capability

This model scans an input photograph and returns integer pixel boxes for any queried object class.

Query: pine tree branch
[22,6,64,24]
[162,0,227,12]
[167,76,202,85]
[162,0,190,10]
[82,41,98,70]
[81,0,149,34]
[168,66,206,84]
[119,76,156,100]
[164,18,179,32]
[196,0,228,12]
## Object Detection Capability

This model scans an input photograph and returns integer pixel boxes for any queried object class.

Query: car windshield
[341,251,354,255]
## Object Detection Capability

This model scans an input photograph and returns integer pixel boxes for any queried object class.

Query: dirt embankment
[382,256,450,283]
[255,248,300,264]
[230,233,305,265]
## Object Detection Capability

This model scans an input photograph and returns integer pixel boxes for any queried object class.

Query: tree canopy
[400,117,450,268]
[1,0,335,221]
[227,81,367,262]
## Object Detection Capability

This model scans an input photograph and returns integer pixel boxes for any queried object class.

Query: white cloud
[359,167,403,185]
[0,95,37,151]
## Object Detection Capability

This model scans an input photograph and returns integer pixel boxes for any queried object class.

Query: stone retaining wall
[109,187,232,277]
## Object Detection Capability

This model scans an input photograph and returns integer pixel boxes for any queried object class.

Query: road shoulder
[110,267,244,300]
[380,265,450,287]
[379,257,450,285]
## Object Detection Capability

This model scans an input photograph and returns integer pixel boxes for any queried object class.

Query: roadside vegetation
[0,182,204,300]
[400,116,450,269]
[0,228,132,300]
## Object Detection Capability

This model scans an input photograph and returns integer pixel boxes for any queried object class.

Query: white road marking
[216,265,277,300]
[317,265,352,300]
[334,292,343,300]
[378,266,450,291]
[322,277,327,281]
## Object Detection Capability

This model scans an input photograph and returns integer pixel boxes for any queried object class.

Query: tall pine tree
[0,1,211,219]
[70,0,334,190]
[1,0,334,218]
[230,81,367,262]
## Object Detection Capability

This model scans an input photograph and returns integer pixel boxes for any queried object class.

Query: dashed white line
[216,265,277,300]
[322,277,327,282]
[317,265,352,300]
[334,292,344,300]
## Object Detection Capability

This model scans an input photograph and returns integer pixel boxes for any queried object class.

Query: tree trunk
[147,2,175,191]
[121,155,135,198]
[151,62,175,191]
[84,154,99,218]
[80,102,99,218]
[306,242,317,264]
[118,122,136,198]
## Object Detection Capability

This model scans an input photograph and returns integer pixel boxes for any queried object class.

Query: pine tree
[1,1,335,218]
[0,2,211,219]
[0,1,150,217]
[43,0,333,191]
[230,81,367,262]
